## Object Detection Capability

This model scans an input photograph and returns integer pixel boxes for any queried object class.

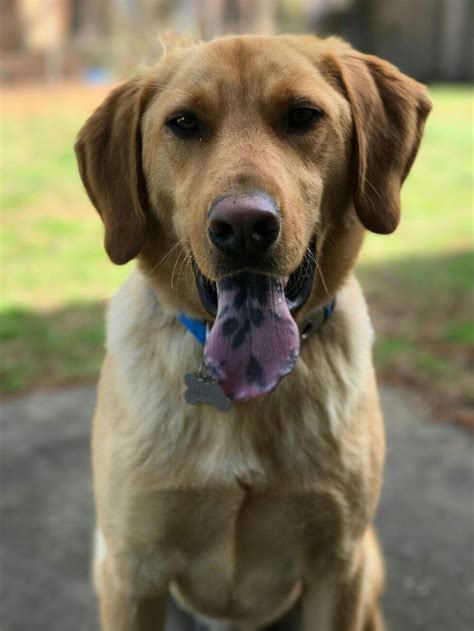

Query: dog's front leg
[302,577,339,631]
[99,558,166,631]
[302,552,383,631]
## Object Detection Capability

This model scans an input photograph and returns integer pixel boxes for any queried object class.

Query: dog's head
[75,35,431,400]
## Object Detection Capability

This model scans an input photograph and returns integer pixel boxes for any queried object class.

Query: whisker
[175,249,193,291]
[145,239,187,278]
[314,259,329,296]
[302,248,329,297]
[184,251,194,287]
[363,176,384,203]
[170,243,188,291]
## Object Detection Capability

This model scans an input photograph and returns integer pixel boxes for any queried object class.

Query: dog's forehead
[162,36,332,108]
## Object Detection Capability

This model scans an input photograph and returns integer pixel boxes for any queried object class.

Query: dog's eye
[287,107,322,131]
[167,113,200,136]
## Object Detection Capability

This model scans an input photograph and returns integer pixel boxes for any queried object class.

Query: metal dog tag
[184,372,231,412]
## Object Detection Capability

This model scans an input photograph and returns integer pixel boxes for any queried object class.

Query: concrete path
[1,385,473,631]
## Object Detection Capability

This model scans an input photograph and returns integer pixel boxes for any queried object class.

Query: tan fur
[75,34,431,630]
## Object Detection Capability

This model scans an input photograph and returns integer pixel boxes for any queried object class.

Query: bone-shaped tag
[184,373,231,412]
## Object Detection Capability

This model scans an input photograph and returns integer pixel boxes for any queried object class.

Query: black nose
[208,192,280,257]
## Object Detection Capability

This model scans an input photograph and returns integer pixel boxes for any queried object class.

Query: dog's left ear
[327,49,432,234]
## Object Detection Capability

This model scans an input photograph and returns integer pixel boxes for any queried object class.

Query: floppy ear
[75,77,157,264]
[328,50,432,234]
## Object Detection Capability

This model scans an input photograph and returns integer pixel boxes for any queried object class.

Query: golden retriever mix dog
[75,35,431,631]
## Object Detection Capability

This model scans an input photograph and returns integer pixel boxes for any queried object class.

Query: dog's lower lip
[284,241,316,313]
[195,272,218,317]
[193,243,316,318]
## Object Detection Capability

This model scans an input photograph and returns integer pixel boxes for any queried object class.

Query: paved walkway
[1,385,473,631]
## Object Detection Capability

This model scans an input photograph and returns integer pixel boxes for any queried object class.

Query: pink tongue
[204,273,300,401]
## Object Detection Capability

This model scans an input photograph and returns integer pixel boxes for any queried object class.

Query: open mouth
[194,239,316,317]
[192,239,316,402]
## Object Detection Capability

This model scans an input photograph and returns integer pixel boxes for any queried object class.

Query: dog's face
[76,35,431,399]
[141,37,352,288]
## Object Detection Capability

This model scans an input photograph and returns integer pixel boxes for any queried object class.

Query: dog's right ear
[75,77,157,264]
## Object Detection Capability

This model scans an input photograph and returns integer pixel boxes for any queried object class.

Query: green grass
[0,303,105,392]
[1,84,473,417]
[1,95,130,311]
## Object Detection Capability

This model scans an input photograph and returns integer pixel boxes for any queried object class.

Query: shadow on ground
[0,302,106,395]
[360,249,473,425]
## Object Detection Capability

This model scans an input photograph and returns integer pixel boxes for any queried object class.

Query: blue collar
[177,312,208,345]
[177,299,335,346]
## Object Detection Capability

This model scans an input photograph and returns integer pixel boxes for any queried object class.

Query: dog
[75,34,431,631]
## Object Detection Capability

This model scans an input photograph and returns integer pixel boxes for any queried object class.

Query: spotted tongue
[204,272,300,401]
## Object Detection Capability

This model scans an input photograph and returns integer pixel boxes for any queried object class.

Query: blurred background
[1,0,472,424]
[1,2,473,631]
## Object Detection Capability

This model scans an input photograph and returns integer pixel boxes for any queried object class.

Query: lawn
[1,83,472,422]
